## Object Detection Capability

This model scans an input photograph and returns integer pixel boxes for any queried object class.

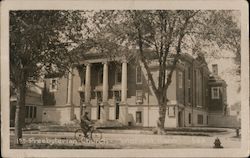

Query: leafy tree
[128,10,201,134]
[185,10,240,75]
[10,10,87,145]
[88,10,240,134]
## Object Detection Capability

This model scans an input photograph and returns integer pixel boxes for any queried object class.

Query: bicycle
[74,126,102,142]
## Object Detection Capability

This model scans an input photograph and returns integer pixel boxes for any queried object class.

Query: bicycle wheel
[91,129,102,141]
[75,129,85,142]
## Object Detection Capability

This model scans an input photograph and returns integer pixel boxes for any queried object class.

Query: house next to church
[36,51,228,128]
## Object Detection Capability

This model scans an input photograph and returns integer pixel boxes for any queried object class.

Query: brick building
[38,52,227,128]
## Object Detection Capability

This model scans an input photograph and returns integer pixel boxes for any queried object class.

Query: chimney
[212,64,218,75]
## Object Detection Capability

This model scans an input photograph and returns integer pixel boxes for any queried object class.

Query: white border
[1,0,249,157]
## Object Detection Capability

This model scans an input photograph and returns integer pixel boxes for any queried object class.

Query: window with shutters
[49,78,58,92]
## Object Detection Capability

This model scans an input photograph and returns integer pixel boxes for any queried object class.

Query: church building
[39,51,227,128]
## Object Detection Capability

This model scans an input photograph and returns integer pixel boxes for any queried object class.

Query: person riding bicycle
[80,112,93,137]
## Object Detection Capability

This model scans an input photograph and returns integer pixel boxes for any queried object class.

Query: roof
[208,74,227,86]
[72,44,227,85]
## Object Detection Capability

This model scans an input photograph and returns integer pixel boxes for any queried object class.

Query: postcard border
[1,0,249,157]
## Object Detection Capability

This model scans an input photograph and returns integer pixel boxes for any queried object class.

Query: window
[207,115,209,125]
[194,70,197,106]
[49,78,58,92]
[136,90,143,104]
[115,69,122,84]
[29,106,33,118]
[168,106,175,117]
[25,105,37,119]
[33,106,37,118]
[136,66,142,84]
[188,80,191,104]
[211,87,220,99]
[98,70,103,84]
[188,113,192,124]
[114,91,121,101]
[136,111,142,123]
[197,114,203,124]
[178,71,183,88]
[188,67,191,104]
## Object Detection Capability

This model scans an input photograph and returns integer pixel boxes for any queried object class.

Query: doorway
[114,91,121,119]
[96,92,102,120]
[178,111,183,127]
[115,102,120,119]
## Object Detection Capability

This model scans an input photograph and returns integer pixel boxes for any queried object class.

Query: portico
[74,59,128,125]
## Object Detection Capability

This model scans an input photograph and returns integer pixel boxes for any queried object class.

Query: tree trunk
[14,81,26,146]
[156,103,167,134]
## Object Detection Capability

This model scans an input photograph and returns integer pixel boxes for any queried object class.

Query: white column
[121,61,127,104]
[67,67,73,105]
[84,63,91,118]
[85,63,91,103]
[67,67,74,121]
[101,61,109,122]
[119,60,128,125]
[102,62,109,102]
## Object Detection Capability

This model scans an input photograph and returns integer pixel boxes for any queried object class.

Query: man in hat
[80,112,93,137]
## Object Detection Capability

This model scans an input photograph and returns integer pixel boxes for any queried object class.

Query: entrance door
[114,91,121,119]
[96,92,102,120]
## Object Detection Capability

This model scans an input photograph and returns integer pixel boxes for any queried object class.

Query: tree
[89,10,240,134]
[188,10,240,75]
[10,10,87,145]
[128,10,201,134]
